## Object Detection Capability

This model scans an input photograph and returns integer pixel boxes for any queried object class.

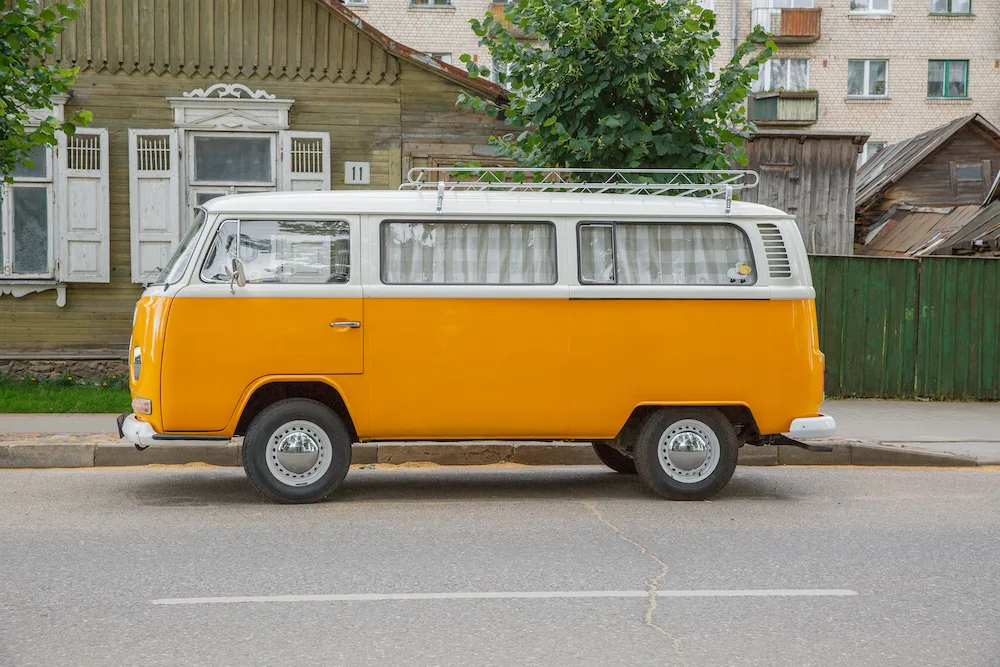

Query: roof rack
[399,167,759,197]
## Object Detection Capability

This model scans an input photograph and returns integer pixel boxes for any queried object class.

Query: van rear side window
[579,223,756,286]
[380,221,557,285]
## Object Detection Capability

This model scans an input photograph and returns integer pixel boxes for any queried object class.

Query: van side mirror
[230,257,247,293]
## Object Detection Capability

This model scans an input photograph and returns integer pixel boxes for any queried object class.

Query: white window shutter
[281,131,331,191]
[129,129,180,283]
[58,128,110,283]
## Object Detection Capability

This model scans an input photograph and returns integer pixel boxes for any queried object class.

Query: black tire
[243,398,352,504]
[591,441,637,474]
[633,408,738,501]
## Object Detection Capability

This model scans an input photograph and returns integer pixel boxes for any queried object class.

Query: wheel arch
[233,379,359,442]
[612,403,760,453]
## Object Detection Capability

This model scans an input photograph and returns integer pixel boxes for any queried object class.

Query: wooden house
[856,115,1000,256]
[0,0,506,373]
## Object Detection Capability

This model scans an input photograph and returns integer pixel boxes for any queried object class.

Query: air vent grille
[757,223,792,278]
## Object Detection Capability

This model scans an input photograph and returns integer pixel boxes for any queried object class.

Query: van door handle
[330,321,361,328]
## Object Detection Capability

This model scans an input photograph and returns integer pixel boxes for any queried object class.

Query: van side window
[380,221,557,285]
[200,220,350,284]
[578,223,756,286]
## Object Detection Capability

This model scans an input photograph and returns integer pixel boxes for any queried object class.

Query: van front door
[161,217,363,433]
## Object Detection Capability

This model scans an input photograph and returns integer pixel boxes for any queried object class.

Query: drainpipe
[732,0,738,60]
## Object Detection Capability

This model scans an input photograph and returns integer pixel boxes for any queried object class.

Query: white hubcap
[657,419,721,484]
[266,420,332,487]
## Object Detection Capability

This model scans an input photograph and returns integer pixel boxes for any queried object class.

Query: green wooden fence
[810,255,1000,400]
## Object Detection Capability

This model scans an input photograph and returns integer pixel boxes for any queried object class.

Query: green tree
[0,0,91,179]
[458,0,776,173]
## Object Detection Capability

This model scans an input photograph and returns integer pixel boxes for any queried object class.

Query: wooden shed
[856,114,1000,252]
[0,0,505,372]
[742,130,869,255]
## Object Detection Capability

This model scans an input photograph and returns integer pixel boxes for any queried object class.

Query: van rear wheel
[633,408,738,501]
[591,441,637,474]
[243,398,352,504]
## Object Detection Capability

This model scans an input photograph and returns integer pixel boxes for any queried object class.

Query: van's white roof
[201,190,792,219]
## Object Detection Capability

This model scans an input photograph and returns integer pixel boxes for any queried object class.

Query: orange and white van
[119,169,835,503]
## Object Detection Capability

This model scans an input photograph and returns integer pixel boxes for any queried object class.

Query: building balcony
[749,90,819,126]
[489,2,528,39]
[750,7,822,44]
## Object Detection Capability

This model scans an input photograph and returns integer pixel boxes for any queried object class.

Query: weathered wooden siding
[43,0,399,84]
[882,126,1000,209]
[744,133,864,254]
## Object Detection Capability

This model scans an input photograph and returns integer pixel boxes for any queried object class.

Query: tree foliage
[458,0,776,173]
[0,0,91,178]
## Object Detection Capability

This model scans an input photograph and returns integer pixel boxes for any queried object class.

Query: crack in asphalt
[581,500,689,667]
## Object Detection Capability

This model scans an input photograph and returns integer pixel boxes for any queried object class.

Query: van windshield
[154,210,207,286]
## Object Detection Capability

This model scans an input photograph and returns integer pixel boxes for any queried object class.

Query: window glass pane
[928,61,945,97]
[930,0,948,10]
[869,60,887,95]
[613,224,756,286]
[12,186,49,274]
[770,59,788,90]
[196,192,224,206]
[579,225,615,283]
[13,145,48,179]
[873,0,890,9]
[158,209,207,285]
[194,136,272,183]
[849,0,868,9]
[847,60,865,96]
[380,221,556,285]
[954,0,970,11]
[956,165,983,182]
[948,61,967,97]
[788,59,809,90]
[201,220,350,284]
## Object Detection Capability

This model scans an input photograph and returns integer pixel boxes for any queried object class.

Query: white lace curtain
[580,223,755,285]
[381,222,557,285]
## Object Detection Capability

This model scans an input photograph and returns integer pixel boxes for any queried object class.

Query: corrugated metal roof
[856,114,1000,210]
[860,204,983,257]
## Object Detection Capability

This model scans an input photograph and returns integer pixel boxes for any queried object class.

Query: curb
[0,437,983,469]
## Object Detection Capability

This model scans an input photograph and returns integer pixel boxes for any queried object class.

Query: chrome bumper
[783,414,837,439]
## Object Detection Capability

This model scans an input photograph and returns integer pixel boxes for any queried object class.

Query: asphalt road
[2,465,999,667]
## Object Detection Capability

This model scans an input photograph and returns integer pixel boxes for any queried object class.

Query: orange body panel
[129,295,173,433]
[135,294,824,439]
[160,296,364,432]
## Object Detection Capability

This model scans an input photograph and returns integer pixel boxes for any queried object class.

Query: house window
[857,141,887,168]
[428,53,453,65]
[930,0,970,13]
[754,58,809,92]
[951,160,991,200]
[410,0,451,6]
[339,0,367,5]
[2,145,53,277]
[928,60,968,98]
[847,59,888,97]
[850,0,891,13]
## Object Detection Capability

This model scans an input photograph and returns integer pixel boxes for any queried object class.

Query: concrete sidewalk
[0,399,998,468]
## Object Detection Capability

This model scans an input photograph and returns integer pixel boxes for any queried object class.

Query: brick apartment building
[343,0,999,165]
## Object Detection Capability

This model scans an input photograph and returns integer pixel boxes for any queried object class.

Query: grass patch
[0,373,131,414]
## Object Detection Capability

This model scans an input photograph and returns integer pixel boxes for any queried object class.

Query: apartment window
[753,58,809,92]
[930,0,970,13]
[428,53,453,65]
[492,58,514,88]
[578,223,756,286]
[410,0,452,6]
[339,0,367,6]
[847,60,888,97]
[857,141,887,168]
[928,60,968,98]
[380,221,556,285]
[850,0,891,13]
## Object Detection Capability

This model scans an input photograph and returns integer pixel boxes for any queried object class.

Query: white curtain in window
[614,224,754,285]
[381,222,556,284]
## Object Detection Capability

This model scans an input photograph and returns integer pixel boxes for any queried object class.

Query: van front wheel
[633,408,738,501]
[243,398,352,503]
